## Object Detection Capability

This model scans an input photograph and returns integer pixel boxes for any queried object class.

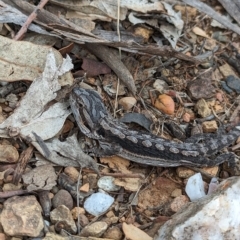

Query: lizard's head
[70,87,108,138]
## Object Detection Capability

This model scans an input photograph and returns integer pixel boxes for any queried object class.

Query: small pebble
[226,75,240,93]
[185,173,206,201]
[170,195,189,212]
[79,214,89,227]
[207,178,219,195]
[153,79,169,93]
[221,81,233,93]
[195,99,211,118]
[80,221,108,237]
[71,207,85,220]
[154,94,175,115]
[80,183,90,193]
[52,189,73,210]
[202,120,218,133]
[119,97,137,110]
[84,192,114,216]
[103,226,123,240]
[64,167,80,183]
[97,176,121,192]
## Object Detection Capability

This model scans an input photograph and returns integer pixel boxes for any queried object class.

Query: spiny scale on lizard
[70,87,240,168]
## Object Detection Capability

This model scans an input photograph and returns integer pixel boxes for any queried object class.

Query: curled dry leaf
[192,27,210,39]
[154,94,175,115]
[0,35,73,85]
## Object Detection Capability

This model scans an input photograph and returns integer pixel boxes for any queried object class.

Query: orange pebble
[154,94,175,115]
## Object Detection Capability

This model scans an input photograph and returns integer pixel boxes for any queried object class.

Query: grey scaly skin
[70,87,240,168]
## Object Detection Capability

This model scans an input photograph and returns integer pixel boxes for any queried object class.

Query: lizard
[69,87,240,168]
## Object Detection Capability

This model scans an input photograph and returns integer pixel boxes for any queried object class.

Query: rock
[207,178,219,195]
[202,120,218,133]
[80,221,108,237]
[171,189,182,198]
[154,177,240,240]
[226,75,240,93]
[195,99,211,118]
[22,164,57,191]
[84,192,114,216]
[176,167,195,179]
[219,64,237,78]
[0,196,44,237]
[119,97,137,110]
[221,81,233,93]
[97,176,121,192]
[185,173,206,201]
[6,93,18,108]
[79,214,89,227]
[43,232,68,240]
[64,166,80,183]
[103,226,123,240]
[83,173,98,189]
[202,166,219,177]
[52,189,73,210]
[122,223,152,240]
[105,211,119,224]
[170,195,189,213]
[71,207,85,220]
[188,78,216,100]
[2,183,22,191]
[50,205,77,234]
[0,144,19,163]
[153,79,169,93]
[80,183,90,193]
[154,94,175,115]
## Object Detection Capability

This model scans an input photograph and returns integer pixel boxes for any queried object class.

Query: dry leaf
[0,35,73,85]
[0,50,73,140]
[192,27,210,38]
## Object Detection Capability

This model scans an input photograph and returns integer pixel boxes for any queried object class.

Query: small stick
[14,0,50,40]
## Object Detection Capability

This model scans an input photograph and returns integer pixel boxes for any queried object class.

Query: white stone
[185,173,206,201]
[84,192,114,216]
[154,177,240,240]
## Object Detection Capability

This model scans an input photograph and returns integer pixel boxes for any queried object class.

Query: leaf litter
[0,0,240,239]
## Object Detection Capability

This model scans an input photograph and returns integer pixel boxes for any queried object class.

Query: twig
[0,190,29,198]
[76,166,83,235]
[12,146,34,184]
[82,169,145,179]
[14,0,50,40]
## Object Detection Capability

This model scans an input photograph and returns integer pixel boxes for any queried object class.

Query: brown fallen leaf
[81,58,111,76]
